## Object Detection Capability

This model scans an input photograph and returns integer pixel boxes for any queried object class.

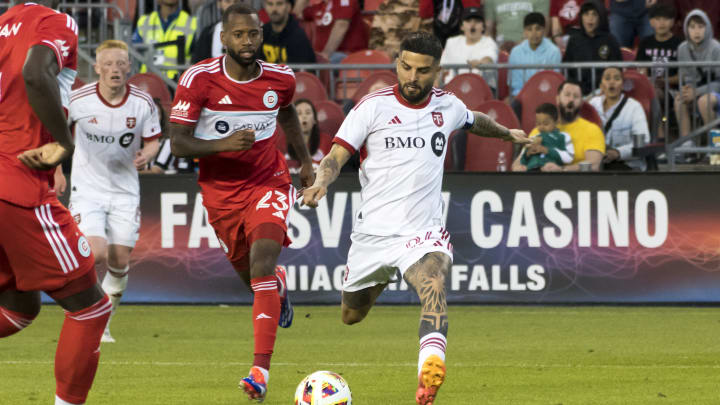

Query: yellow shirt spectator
[530,118,605,164]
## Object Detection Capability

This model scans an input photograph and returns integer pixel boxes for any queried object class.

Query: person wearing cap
[562,0,621,95]
[439,7,499,87]
[261,0,316,63]
[418,0,481,47]
[508,12,562,98]
[484,0,549,45]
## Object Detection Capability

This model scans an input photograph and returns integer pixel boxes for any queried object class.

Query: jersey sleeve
[450,94,474,131]
[281,71,296,108]
[332,100,374,154]
[143,100,162,139]
[170,75,206,125]
[33,13,78,71]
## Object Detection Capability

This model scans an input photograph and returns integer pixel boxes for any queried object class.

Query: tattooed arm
[468,111,531,145]
[301,143,352,208]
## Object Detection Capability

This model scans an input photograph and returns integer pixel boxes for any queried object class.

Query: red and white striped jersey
[68,83,161,198]
[333,84,473,236]
[170,56,295,209]
[0,3,78,207]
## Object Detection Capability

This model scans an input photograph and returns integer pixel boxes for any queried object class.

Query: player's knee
[341,308,366,325]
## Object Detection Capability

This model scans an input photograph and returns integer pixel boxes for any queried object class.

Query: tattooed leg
[341,281,387,325]
[404,252,451,338]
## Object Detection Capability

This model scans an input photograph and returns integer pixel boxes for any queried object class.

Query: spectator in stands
[286,99,331,172]
[508,12,562,98]
[371,0,429,59]
[440,7,499,87]
[297,0,368,64]
[675,10,720,145]
[195,0,263,36]
[608,0,655,48]
[484,0,550,47]
[512,103,574,171]
[134,0,197,81]
[150,137,198,174]
[419,0,480,46]
[635,2,679,140]
[533,80,605,171]
[589,67,650,170]
[673,0,720,44]
[550,0,583,49]
[261,0,316,63]
[192,0,238,63]
[563,0,621,95]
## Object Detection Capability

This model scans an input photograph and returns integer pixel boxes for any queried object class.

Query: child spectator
[513,103,574,171]
[484,0,550,46]
[508,12,562,98]
[562,0,621,95]
[674,9,720,145]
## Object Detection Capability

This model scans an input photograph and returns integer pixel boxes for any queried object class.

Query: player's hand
[302,185,327,208]
[223,129,256,152]
[17,142,71,171]
[53,168,67,196]
[134,150,150,170]
[299,162,316,189]
[505,129,531,145]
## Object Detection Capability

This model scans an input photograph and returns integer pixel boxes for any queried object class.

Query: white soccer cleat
[101,328,116,343]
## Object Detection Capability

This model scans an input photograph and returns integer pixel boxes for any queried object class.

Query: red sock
[55,296,111,404]
[0,307,36,338]
[251,275,280,370]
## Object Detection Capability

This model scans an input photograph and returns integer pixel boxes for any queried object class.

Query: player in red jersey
[0,1,111,405]
[169,4,314,402]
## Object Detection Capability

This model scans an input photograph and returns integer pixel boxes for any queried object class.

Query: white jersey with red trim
[333,84,474,236]
[68,82,161,198]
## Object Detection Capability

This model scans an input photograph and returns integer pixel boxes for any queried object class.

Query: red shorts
[205,184,296,273]
[0,198,95,293]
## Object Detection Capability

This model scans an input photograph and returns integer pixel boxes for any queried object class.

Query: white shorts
[343,226,453,292]
[69,194,140,247]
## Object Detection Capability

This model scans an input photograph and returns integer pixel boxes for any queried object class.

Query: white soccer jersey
[334,85,473,236]
[68,83,162,197]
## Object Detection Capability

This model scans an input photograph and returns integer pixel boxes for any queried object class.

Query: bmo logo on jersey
[384,132,446,157]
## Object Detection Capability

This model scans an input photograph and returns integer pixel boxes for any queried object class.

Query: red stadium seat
[294,71,328,103]
[71,77,86,90]
[443,73,493,110]
[622,70,655,122]
[580,102,603,129]
[621,47,636,62]
[497,50,510,100]
[336,49,392,100]
[351,70,398,104]
[128,72,173,112]
[466,101,518,171]
[314,100,346,136]
[314,51,331,91]
[515,70,565,133]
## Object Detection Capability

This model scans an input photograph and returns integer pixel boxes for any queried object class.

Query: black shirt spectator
[262,0,316,64]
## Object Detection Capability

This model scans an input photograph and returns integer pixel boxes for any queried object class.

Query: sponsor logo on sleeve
[171,100,191,117]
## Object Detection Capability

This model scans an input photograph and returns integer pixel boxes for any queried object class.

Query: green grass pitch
[2,305,720,404]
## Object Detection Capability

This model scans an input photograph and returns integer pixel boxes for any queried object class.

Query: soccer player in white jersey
[303,31,530,405]
[63,39,161,343]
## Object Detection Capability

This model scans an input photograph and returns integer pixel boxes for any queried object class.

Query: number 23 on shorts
[256,190,289,220]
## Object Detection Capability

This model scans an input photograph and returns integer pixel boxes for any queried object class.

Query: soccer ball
[294,370,352,405]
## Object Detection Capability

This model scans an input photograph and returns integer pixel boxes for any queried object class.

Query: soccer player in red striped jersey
[0,1,111,404]
[168,4,314,402]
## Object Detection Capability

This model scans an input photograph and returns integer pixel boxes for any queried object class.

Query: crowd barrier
[46,172,720,304]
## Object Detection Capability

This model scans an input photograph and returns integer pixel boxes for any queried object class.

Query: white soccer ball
[294,370,352,405]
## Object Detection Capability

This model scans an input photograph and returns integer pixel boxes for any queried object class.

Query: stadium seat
[515,70,565,133]
[294,71,328,103]
[580,102,603,129]
[497,50,510,100]
[71,77,86,90]
[621,47,636,62]
[351,70,398,104]
[335,49,392,100]
[315,100,346,136]
[466,101,518,171]
[128,72,173,112]
[314,51,331,91]
[443,73,493,110]
[622,70,655,122]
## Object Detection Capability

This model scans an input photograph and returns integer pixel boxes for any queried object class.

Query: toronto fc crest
[431,112,443,127]
[126,117,136,129]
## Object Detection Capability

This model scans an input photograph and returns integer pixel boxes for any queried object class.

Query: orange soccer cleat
[415,355,446,405]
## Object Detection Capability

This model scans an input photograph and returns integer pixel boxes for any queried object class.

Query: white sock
[418,332,447,376]
[102,265,129,328]
[55,395,82,405]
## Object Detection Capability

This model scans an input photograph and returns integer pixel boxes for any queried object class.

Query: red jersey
[303,0,368,54]
[550,0,584,33]
[169,56,295,209]
[0,3,78,208]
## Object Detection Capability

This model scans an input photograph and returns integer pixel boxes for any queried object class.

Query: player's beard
[559,102,579,123]
[226,47,259,67]
[399,81,433,104]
